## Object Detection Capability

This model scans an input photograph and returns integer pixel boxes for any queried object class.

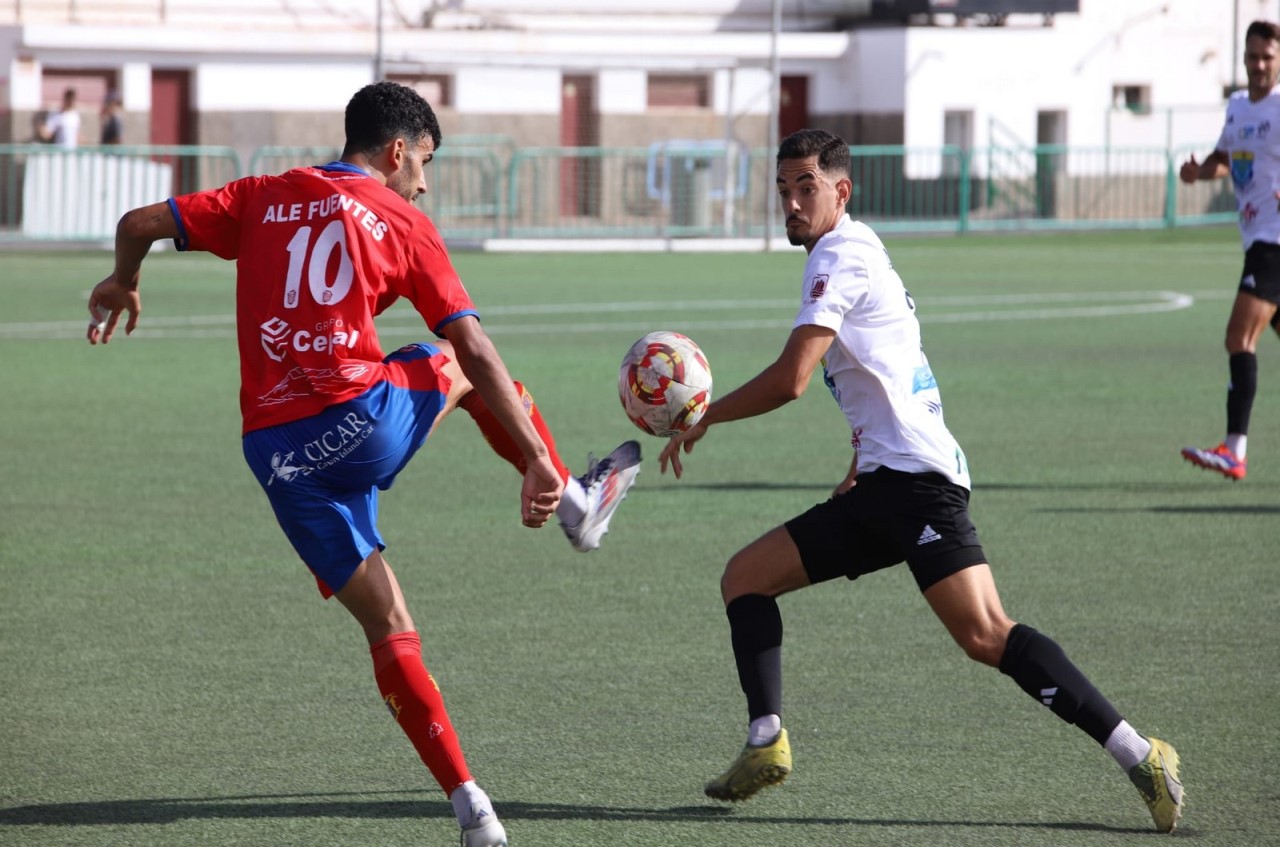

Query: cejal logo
[260,316,363,363]
[261,317,291,362]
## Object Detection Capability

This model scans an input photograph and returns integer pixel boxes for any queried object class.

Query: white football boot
[460,814,507,847]
[561,440,642,552]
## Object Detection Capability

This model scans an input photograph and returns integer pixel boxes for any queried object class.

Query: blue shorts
[242,343,451,597]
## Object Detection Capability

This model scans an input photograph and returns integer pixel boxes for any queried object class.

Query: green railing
[0,142,1237,243]
[249,145,504,239]
[506,145,754,239]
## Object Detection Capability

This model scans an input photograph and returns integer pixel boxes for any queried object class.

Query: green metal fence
[0,142,1237,244]
[0,144,240,241]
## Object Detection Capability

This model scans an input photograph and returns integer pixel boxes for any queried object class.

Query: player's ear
[835,175,852,207]
[389,137,407,170]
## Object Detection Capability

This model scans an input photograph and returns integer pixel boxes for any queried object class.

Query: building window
[647,74,709,109]
[1112,84,1151,114]
[389,73,452,108]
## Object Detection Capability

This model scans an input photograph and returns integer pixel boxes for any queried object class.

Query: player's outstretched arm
[442,316,564,525]
[1179,150,1229,184]
[87,201,179,345]
[659,324,835,478]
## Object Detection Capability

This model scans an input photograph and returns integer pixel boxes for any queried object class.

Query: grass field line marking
[923,291,1193,324]
[4,291,1195,340]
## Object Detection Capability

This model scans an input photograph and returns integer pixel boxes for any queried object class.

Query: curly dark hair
[776,128,850,177]
[342,81,442,158]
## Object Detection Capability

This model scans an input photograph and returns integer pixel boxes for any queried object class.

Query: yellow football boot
[1127,737,1184,833]
[704,728,792,802]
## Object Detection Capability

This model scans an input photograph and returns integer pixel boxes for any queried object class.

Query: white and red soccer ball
[618,331,713,437]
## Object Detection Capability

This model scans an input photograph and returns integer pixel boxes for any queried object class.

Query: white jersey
[793,215,970,488]
[1216,87,1280,248]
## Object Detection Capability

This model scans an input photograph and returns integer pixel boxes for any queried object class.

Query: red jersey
[169,162,476,434]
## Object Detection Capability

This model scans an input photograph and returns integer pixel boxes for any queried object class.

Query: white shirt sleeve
[793,243,868,332]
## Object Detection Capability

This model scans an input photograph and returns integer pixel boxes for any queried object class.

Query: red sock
[459,380,571,481]
[370,631,471,795]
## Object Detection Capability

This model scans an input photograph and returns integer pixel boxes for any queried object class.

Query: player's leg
[1221,292,1275,453]
[922,565,1182,832]
[426,339,641,552]
[1183,247,1280,478]
[703,472,910,802]
[243,401,508,847]
[337,551,506,846]
[703,525,810,801]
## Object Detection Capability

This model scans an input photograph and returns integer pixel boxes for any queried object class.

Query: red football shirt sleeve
[400,217,478,335]
[169,176,268,260]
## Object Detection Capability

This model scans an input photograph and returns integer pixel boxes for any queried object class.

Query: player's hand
[86,276,141,345]
[658,421,707,479]
[832,474,857,498]
[831,452,858,497]
[1178,155,1200,185]
[520,455,564,529]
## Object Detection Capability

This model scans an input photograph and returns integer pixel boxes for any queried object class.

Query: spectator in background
[100,92,123,145]
[39,88,81,149]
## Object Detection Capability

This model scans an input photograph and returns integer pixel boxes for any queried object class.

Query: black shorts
[1240,241,1280,305]
[785,467,987,593]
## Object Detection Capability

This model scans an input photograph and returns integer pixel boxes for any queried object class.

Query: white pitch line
[2,290,1197,340]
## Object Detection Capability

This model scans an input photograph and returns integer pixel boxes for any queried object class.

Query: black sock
[726,594,783,721]
[1227,352,1258,436]
[998,623,1122,746]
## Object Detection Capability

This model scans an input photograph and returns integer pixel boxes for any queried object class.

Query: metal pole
[374,0,384,81]
[765,0,781,251]
[724,65,737,236]
[1232,0,1239,93]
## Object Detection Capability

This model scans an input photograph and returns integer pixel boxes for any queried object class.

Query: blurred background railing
[0,142,1236,244]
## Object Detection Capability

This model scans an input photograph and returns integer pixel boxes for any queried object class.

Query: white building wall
[715,66,773,117]
[841,29,906,114]
[195,63,366,111]
[455,67,561,114]
[599,69,647,114]
[879,4,1246,177]
[121,63,152,112]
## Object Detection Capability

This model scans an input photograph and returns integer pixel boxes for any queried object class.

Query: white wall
[715,66,773,117]
[842,29,906,114]
[121,63,151,111]
[599,69,647,114]
[455,67,561,114]
[884,3,1241,177]
[195,62,369,111]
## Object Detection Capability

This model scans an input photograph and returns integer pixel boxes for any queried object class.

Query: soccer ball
[618,331,713,437]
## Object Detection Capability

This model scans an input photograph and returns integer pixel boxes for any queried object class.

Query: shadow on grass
[1038,504,1280,515]
[642,482,831,492]
[647,480,1277,497]
[0,791,1152,834]
[978,481,1270,494]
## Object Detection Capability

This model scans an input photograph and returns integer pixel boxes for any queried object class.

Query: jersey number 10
[283,220,354,309]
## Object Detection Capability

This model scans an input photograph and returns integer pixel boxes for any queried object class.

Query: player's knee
[719,560,746,604]
[720,550,763,603]
[952,623,1012,667]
